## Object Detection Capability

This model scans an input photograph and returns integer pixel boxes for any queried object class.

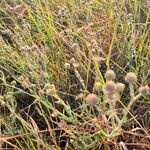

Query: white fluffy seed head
[116,83,125,93]
[139,85,149,95]
[125,72,137,84]
[105,69,116,81]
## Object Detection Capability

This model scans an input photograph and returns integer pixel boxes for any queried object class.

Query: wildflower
[18,75,25,82]
[44,84,56,95]
[71,43,78,50]
[64,63,70,69]
[18,76,30,89]
[94,82,102,91]
[69,58,79,68]
[116,83,125,93]
[51,110,59,117]
[105,69,116,81]
[91,48,96,54]
[125,72,137,84]
[86,94,98,106]
[105,81,116,92]
[139,85,149,95]
[70,139,74,143]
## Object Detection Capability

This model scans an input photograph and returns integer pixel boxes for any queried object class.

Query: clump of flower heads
[85,69,150,136]
[103,70,149,102]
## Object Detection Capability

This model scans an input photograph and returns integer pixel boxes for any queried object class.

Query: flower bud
[94,82,102,91]
[116,83,125,93]
[105,69,116,80]
[125,72,137,83]
[105,81,116,92]
[86,94,98,106]
[139,85,149,95]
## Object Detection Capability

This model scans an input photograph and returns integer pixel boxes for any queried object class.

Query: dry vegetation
[0,0,150,149]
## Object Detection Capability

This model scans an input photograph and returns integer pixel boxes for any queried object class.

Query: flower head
[125,72,137,84]
[105,81,116,92]
[86,94,98,106]
[105,69,116,81]
[116,83,125,93]
[94,82,102,91]
[71,43,78,50]
[139,85,149,95]
[64,63,70,69]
